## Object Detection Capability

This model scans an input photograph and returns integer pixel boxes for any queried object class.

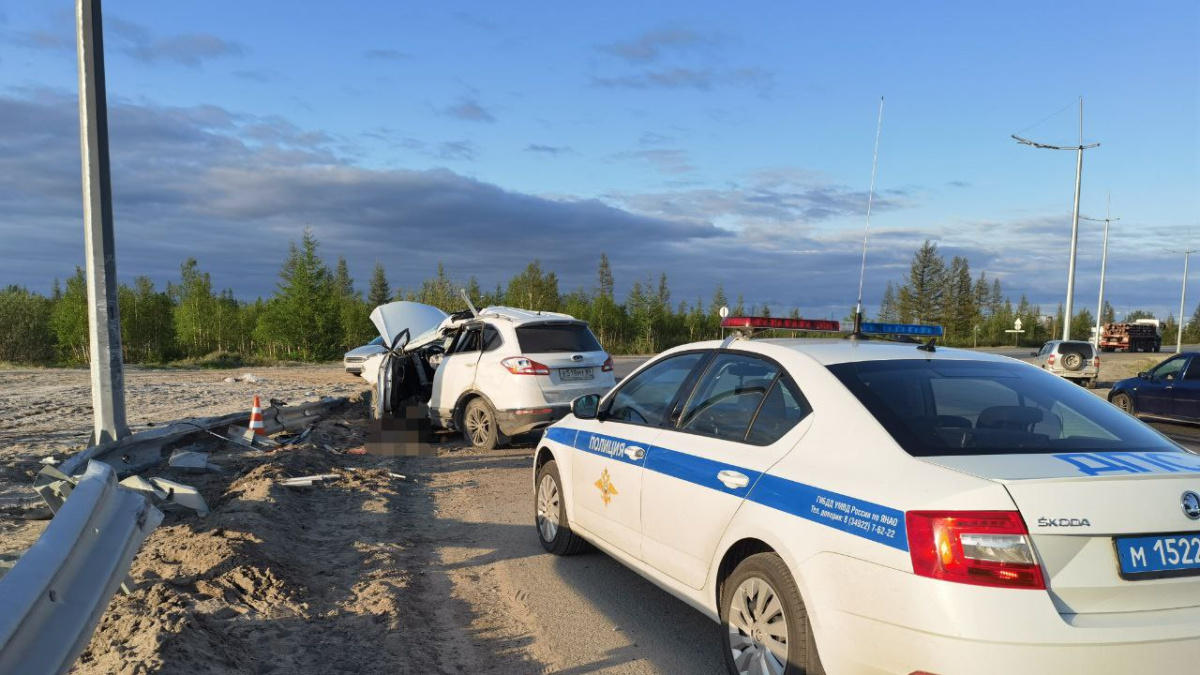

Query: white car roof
[664,337,1021,367]
[476,306,582,326]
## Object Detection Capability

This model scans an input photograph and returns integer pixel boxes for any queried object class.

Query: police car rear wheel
[535,460,586,556]
[721,553,823,675]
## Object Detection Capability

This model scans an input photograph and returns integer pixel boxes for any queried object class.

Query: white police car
[532,316,1200,674]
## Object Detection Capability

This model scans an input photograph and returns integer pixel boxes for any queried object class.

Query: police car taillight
[905,511,1045,590]
[721,316,841,332]
[501,357,550,375]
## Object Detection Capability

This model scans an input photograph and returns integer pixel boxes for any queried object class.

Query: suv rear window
[516,323,602,353]
[828,359,1177,457]
[1056,341,1095,358]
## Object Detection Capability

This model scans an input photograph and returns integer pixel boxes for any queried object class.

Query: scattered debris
[40,456,58,465]
[167,450,223,473]
[278,473,340,488]
[223,373,267,384]
[119,475,210,516]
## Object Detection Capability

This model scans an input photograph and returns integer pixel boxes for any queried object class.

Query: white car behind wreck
[366,301,616,449]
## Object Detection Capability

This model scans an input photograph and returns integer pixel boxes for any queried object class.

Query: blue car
[1109,352,1200,423]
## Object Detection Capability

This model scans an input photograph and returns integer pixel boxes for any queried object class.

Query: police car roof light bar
[720,316,842,333]
[859,322,944,338]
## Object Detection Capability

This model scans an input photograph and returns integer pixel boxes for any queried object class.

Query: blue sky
[0,1,1196,319]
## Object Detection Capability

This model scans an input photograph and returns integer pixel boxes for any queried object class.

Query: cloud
[440,98,496,123]
[593,66,772,94]
[17,16,243,66]
[611,171,907,227]
[593,28,772,94]
[16,30,73,51]
[0,89,1189,321]
[400,138,480,161]
[598,28,713,63]
[525,144,573,156]
[453,12,498,31]
[363,49,410,61]
[0,90,734,304]
[613,148,695,175]
[106,18,244,66]
[234,69,276,83]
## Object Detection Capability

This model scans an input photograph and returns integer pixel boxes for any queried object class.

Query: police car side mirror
[1137,371,1148,380]
[571,394,600,420]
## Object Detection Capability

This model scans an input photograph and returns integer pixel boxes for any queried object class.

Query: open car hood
[369,301,450,351]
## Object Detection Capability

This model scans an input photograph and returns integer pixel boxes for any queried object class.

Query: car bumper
[496,405,570,437]
[802,553,1200,674]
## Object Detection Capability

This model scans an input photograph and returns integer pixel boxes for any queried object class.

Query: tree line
[878,240,1200,347]
[1,233,1198,366]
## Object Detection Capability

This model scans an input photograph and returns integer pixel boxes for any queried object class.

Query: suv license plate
[1115,533,1200,579]
[559,367,594,381]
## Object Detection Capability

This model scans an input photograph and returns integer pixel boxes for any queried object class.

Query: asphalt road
[416,446,726,674]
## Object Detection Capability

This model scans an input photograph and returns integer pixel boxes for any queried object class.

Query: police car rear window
[516,324,602,353]
[828,360,1178,457]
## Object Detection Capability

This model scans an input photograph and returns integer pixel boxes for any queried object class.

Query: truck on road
[1100,319,1162,353]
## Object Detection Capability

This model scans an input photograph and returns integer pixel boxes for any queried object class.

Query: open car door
[368,302,451,418]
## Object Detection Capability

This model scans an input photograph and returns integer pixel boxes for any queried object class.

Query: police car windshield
[828,359,1180,457]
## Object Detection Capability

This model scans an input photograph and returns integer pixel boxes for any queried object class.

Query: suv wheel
[463,398,506,450]
[721,553,824,675]
[535,460,586,555]
[1061,352,1084,371]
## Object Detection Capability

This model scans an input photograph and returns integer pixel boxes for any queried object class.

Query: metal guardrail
[0,461,163,675]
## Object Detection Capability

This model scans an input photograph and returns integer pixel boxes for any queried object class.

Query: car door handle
[717,470,750,489]
[623,446,645,461]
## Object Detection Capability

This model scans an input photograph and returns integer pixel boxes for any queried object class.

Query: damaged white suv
[367,301,616,449]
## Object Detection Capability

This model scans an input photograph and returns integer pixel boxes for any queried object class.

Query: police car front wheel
[535,460,587,556]
[721,553,824,675]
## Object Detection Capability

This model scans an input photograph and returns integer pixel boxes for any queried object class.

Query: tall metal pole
[77,0,129,445]
[1064,99,1085,341]
[1179,249,1194,354]
[1082,195,1118,349]
[1013,96,1099,342]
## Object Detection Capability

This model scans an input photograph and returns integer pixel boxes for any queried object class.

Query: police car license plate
[559,367,594,381]
[1115,533,1200,578]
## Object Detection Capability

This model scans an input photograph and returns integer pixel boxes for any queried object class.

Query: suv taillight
[1046,354,1055,365]
[1093,356,1100,368]
[601,356,613,372]
[501,357,550,376]
[906,511,1045,590]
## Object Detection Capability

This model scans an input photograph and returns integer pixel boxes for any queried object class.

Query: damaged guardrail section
[0,461,163,675]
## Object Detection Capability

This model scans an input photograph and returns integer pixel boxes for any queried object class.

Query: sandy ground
[0,350,1196,674]
[2,359,717,675]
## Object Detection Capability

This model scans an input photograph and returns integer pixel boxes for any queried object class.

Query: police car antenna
[851,96,885,340]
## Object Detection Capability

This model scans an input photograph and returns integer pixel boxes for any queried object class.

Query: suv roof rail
[477,306,579,323]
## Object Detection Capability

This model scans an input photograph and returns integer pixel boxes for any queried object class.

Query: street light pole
[1013,97,1100,341]
[1081,194,1119,350]
[77,0,129,445]
[1174,249,1195,354]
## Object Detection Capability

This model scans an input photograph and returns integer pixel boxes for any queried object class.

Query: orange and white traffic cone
[243,395,266,444]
